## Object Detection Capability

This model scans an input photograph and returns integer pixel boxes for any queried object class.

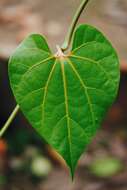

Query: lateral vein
[41,59,57,126]
[66,58,95,126]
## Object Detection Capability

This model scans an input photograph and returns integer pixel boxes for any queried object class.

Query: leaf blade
[9,25,120,178]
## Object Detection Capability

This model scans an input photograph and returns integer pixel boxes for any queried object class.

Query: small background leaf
[89,157,123,177]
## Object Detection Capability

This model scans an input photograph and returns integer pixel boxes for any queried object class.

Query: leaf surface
[9,25,120,178]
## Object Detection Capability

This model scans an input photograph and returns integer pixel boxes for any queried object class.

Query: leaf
[89,157,123,177]
[8,25,120,178]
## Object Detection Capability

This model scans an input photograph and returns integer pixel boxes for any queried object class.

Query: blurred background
[0,0,127,189]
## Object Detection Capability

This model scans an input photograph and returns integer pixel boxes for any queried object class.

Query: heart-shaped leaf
[8,24,120,178]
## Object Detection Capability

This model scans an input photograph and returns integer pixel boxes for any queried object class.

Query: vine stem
[61,0,90,51]
[0,105,20,138]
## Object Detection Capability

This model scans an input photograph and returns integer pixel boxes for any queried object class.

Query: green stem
[0,105,20,138]
[61,0,90,51]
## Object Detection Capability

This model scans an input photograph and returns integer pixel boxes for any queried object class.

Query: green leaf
[8,25,120,178]
[89,157,123,177]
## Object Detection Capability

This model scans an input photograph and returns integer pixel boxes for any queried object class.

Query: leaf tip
[69,164,76,181]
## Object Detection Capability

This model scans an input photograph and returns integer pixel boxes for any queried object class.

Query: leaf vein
[70,54,114,84]
[72,41,99,53]
[66,58,95,127]
[21,87,45,103]
[16,47,51,55]
[41,59,57,126]
[15,56,54,93]
[60,60,73,174]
